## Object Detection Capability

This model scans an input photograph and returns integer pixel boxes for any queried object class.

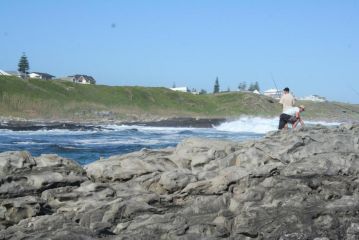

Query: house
[263,88,282,99]
[298,95,327,102]
[169,87,190,93]
[0,69,11,76]
[68,74,96,84]
[29,72,55,80]
[2,70,22,77]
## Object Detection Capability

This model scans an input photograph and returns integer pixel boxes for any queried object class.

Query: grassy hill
[1,76,358,122]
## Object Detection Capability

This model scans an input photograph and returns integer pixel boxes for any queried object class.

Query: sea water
[0,117,341,165]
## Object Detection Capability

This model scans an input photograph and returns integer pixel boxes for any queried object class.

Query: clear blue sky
[1,0,358,103]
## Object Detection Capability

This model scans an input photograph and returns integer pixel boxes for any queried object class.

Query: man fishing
[279,87,295,111]
[278,105,305,130]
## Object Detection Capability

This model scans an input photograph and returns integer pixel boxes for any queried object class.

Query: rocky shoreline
[1,124,359,239]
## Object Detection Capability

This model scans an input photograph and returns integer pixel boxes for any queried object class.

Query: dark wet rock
[0,117,226,132]
[1,124,359,239]
[0,120,104,131]
[124,117,227,128]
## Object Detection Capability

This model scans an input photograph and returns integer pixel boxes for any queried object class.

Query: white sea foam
[0,129,95,135]
[215,117,278,134]
[215,117,342,134]
[76,138,162,145]
[103,124,199,133]
[304,120,342,126]
[13,141,48,145]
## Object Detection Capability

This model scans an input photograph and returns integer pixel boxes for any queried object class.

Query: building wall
[29,73,41,79]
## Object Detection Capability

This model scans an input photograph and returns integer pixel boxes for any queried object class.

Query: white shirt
[279,93,295,112]
[283,107,299,116]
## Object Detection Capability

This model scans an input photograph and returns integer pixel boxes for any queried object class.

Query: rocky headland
[1,124,359,239]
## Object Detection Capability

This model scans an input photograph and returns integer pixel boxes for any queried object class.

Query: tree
[248,83,255,91]
[199,89,207,94]
[238,82,247,91]
[248,81,260,91]
[213,77,220,93]
[18,53,30,78]
[254,81,260,91]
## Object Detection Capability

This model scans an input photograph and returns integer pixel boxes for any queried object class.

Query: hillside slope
[1,76,358,122]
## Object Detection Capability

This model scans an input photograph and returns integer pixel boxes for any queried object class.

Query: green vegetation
[248,81,260,91]
[0,76,358,122]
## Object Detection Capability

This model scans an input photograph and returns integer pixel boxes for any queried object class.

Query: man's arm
[299,118,304,127]
[293,112,304,128]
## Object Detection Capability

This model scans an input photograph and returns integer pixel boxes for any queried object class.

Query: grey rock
[0,151,35,176]
[1,124,359,239]
[85,148,177,181]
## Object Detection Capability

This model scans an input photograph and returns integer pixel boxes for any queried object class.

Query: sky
[1,0,358,103]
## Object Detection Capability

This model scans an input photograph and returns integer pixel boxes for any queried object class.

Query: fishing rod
[348,84,359,98]
[270,72,279,92]
[270,72,281,98]
[330,85,359,115]
[331,102,359,115]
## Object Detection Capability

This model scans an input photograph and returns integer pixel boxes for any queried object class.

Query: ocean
[0,117,341,165]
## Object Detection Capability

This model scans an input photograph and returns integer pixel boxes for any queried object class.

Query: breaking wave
[215,117,342,134]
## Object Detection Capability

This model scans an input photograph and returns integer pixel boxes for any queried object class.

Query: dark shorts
[278,113,297,129]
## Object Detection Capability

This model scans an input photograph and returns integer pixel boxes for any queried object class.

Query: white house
[73,75,96,84]
[62,75,96,84]
[298,95,327,102]
[29,72,55,80]
[263,88,282,99]
[1,70,22,77]
[0,70,11,76]
[169,87,190,93]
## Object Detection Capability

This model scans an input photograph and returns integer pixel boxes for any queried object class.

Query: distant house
[2,70,22,77]
[29,72,55,80]
[252,89,260,95]
[68,74,96,84]
[0,70,11,76]
[169,87,190,93]
[263,88,282,99]
[298,95,327,102]
[191,90,200,95]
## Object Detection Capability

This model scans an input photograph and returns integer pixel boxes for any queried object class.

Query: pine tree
[18,53,30,78]
[248,83,255,91]
[238,82,247,91]
[213,77,220,93]
[248,81,260,91]
[199,89,207,94]
[254,81,260,91]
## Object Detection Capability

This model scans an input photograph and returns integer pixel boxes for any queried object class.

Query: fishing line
[270,72,279,92]
[331,102,359,115]
[348,84,359,98]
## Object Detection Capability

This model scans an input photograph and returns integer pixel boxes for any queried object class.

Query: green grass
[0,76,358,122]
